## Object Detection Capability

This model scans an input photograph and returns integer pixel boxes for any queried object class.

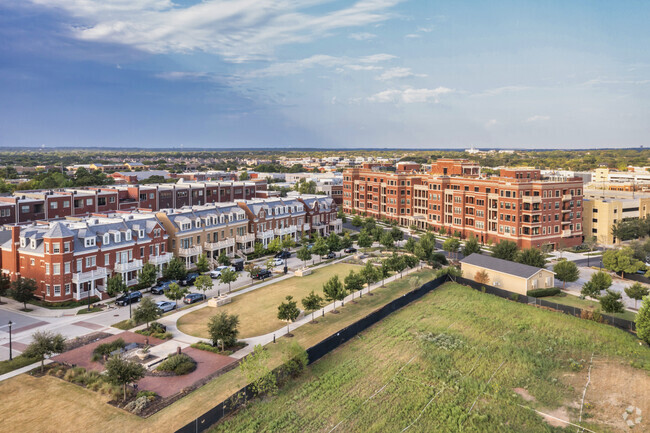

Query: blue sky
[1,0,649,149]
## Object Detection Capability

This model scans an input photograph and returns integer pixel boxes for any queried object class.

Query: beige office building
[583,192,650,245]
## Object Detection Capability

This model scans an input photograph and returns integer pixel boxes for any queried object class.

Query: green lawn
[544,293,637,321]
[177,263,364,339]
[0,354,39,375]
[210,283,650,433]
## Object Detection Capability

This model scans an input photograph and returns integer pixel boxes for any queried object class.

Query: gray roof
[460,253,551,279]
[43,222,75,238]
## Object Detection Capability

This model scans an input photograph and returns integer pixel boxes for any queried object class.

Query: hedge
[526,287,561,298]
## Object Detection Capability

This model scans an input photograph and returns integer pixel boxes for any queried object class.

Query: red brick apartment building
[343,159,583,249]
[0,214,170,303]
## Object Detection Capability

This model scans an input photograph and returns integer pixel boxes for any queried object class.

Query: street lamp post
[8,320,13,361]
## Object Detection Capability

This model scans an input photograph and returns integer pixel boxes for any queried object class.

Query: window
[21,205,29,214]
[50,201,58,209]
[52,243,60,253]
[65,283,71,295]
[54,285,61,296]
[85,256,96,268]
[85,237,95,247]
[53,264,60,275]
[45,263,50,275]
[64,242,70,252]
[46,285,50,296]
[104,254,110,266]
[64,262,71,273]
[63,201,70,208]
[86,198,93,206]
[30,258,35,266]
[77,259,82,272]
[104,234,110,245]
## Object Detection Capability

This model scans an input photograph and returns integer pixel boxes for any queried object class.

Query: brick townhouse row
[0,195,341,303]
[343,159,583,250]
[0,179,267,226]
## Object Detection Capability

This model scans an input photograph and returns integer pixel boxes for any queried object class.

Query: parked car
[215,265,235,273]
[323,252,336,259]
[252,269,273,280]
[115,291,142,306]
[344,247,357,253]
[183,293,207,304]
[231,258,245,272]
[209,270,222,279]
[151,280,176,295]
[271,258,285,266]
[156,301,176,313]
[180,272,200,286]
[275,251,292,259]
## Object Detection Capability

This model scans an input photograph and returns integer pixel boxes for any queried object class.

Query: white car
[209,270,222,279]
[272,258,285,266]
[215,265,235,273]
[156,301,176,313]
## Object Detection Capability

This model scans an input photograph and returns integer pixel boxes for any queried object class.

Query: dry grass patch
[178,263,362,339]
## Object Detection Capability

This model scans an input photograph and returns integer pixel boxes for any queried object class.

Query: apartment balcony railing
[204,238,236,251]
[148,252,174,265]
[562,194,572,201]
[114,259,144,273]
[274,225,297,237]
[256,229,275,240]
[178,245,203,257]
[561,229,572,237]
[303,223,311,231]
[329,218,343,226]
[72,267,108,284]
[236,233,255,243]
[522,196,542,204]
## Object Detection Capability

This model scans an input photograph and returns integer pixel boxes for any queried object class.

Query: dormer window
[20,238,26,248]
[139,230,145,238]
[125,230,132,241]
[103,234,110,245]
[195,220,201,228]
[30,239,36,249]
[85,237,95,247]
[114,232,121,243]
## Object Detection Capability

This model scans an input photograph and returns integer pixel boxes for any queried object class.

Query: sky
[0,0,649,150]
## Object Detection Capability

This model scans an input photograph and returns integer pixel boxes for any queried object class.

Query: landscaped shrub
[527,288,561,298]
[191,341,221,353]
[34,297,100,309]
[135,322,172,340]
[580,309,604,323]
[91,338,126,361]
[156,353,196,375]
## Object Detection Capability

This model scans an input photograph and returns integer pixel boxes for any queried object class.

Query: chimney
[10,225,20,278]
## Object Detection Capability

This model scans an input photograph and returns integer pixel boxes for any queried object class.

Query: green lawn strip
[0,354,40,375]
[545,293,637,321]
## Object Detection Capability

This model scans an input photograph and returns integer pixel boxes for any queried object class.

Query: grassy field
[0,268,436,433]
[545,292,637,321]
[177,263,363,339]
[211,283,650,433]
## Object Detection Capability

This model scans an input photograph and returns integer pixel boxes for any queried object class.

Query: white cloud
[472,85,530,97]
[404,33,420,39]
[525,115,550,123]
[26,0,403,62]
[485,119,498,127]
[376,67,426,81]
[368,86,453,103]
[155,71,214,81]
[349,32,377,40]
[247,53,395,78]
[580,78,650,86]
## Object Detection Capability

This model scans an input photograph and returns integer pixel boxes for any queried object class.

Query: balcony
[274,225,297,237]
[561,229,572,237]
[72,267,108,284]
[204,238,236,251]
[522,196,542,204]
[236,233,255,243]
[114,259,143,273]
[562,194,572,201]
[178,245,203,257]
[329,218,343,226]
[256,229,275,240]
[148,252,174,266]
[303,223,310,231]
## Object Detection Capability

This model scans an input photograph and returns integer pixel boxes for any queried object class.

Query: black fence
[176,273,636,433]
[455,276,636,333]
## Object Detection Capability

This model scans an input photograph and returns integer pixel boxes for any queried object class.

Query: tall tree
[106,274,127,297]
[380,231,395,250]
[163,257,187,281]
[220,268,239,293]
[208,312,239,351]
[105,356,146,401]
[133,297,161,329]
[327,232,342,256]
[357,230,373,249]
[312,237,329,262]
[11,277,37,310]
[515,248,547,268]
[297,246,312,268]
[553,260,579,289]
[602,247,643,278]
[195,254,210,273]
[636,296,650,345]
[165,282,188,307]
[624,282,649,309]
[277,295,300,335]
[301,291,324,322]
[462,236,481,256]
[22,330,66,372]
[322,275,345,312]
[138,263,157,290]
[491,240,519,261]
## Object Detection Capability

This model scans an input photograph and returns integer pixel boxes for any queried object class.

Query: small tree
[163,257,187,281]
[165,282,187,306]
[138,263,157,290]
[253,241,265,257]
[403,254,419,270]
[323,275,345,312]
[357,230,373,249]
[491,240,519,262]
[515,248,547,268]
[207,312,239,351]
[297,246,312,268]
[463,236,481,256]
[404,237,417,254]
[194,274,213,297]
[312,237,329,262]
[327,232,342,256]
[267,237,282,255]
[390,227,404,241]
[105,355,146,401]
[582,271,612,299]
[599,289,624,313]
[133,297,161,329]
[281,235,296,250]
[245,263,259,283]
[625,282,649,309]
[341,232,353,250]
[195,254,210,273]
[23,330,66,372]
[442,238,460,260]
[220,268,239,293]
[351,215,363,227]
[360,262,381,295]
[11,277,37,310]
[302,291,324,322]
[636,295,650,345]
[602,247,643,278]
[239,344,276,396]
[0,273,10,304]
[345,270,365,300]
[380,231,395,250]
[475,270,490,285]
[106,273,127,297]
[277,295,300,335]
[553,260,579,289]
[379,261,391,286]
[217,252,231,267]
